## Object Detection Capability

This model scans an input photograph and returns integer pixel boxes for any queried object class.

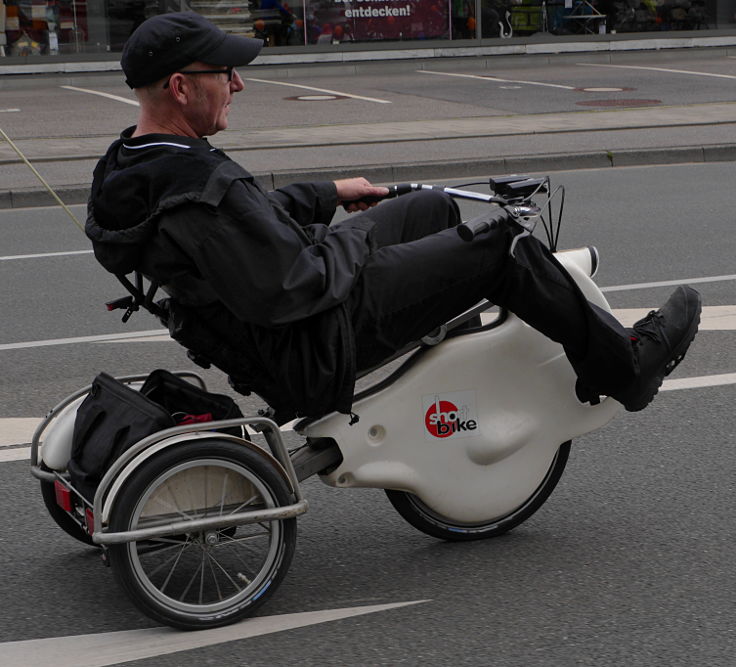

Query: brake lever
[507,204,541,257]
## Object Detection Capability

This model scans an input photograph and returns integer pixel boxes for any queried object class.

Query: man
[86,12,701,423]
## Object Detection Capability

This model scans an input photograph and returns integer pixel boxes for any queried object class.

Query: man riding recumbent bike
[31,174,698,630]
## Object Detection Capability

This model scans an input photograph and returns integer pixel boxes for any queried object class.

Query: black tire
[39,464,95,546]
[108,439,297,630]
[385,441,571,541]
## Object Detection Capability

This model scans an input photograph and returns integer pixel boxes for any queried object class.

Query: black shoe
[614,285,702,412]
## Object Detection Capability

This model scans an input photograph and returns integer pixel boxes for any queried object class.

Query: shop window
[0,0,727,57]
[3,0,88,55]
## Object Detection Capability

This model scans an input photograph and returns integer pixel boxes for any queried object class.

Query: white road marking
[601,274,736,292]
[3,369,734,463]
[0,329,167,351]
[419,69,576,90]
[663,372,736,392]
[577,63,736,80]
[1,275,733,454]
[0,274,731,353]
[60,85,140,106]
[613,305,736,330]
[1,415,300,461]
[4,303,733,352]
[0,418,39,447]
[0,600,428,667]
[96,334,172,343]
[0,108,21,113]
[0,447,29,463]
[244,77,391,104]
[1,249,93,261]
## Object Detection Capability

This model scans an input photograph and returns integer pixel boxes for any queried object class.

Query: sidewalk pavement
[3,96,736,208]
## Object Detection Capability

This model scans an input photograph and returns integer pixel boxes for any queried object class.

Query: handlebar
[349,183,505,206]
[457,207,509,242]
[348,175,551,250]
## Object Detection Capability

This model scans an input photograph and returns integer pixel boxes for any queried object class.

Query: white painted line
[60,85,140,107]
[0,329,166,351]
[1,249,93,261]
[1,360,734,459]
[419,69,576,90]
[601,274,736,293]
[0,415,299,457]
[577,63,736,80]
[244,78,391,104]
[0,447,29,463]
[1,369,734,460]
[0,273,734,352]
[0,418,39,446]
[663,372,736,392]
[0,600,428,667]
[0,108,20,113]
[96,334,172,344]
[612,305,736,330]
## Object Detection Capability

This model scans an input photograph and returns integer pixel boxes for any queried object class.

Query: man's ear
[166,73,192,104]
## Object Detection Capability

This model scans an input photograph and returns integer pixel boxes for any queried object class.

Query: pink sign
[306,0,449,43]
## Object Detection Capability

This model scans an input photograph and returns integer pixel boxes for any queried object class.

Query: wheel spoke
[213,535,260,580]
[157,539,192,594]
[198,549,206,604]
[227,492,260,516]
[212,529,271,549]
[142,487,195,522]
[206,549,245,593]
[177,551,204,602]
[203,465,209,517]
[219,471,229,516]
[205,550,225,601]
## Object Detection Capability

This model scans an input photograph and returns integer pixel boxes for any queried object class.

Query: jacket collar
[119,126,215,153]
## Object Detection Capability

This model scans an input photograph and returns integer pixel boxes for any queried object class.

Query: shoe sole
[626,288,702,411]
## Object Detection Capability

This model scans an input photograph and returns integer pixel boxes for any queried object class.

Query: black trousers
[346,190,637,399]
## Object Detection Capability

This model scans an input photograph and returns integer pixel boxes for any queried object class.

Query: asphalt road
[4,48,736,202]
[0,163,734,666]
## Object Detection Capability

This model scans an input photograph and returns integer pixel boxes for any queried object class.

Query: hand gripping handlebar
[349,183,417,205]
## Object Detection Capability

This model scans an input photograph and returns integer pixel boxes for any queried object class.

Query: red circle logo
[425,400,459,439]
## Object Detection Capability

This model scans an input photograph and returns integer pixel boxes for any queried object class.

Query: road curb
[4,144,736,210]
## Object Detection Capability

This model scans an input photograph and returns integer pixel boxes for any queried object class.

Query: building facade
[0,0,730,59]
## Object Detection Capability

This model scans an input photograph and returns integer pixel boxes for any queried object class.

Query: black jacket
[86,128,376,421]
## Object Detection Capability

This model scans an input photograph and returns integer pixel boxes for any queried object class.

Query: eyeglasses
[163,67,235,89]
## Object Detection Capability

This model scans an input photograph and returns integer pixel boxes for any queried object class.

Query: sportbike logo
[422,391,478,441]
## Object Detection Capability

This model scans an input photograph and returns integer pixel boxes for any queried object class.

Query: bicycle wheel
[39,464,95,546]
[386,441,571,541]
[108,439,297,630]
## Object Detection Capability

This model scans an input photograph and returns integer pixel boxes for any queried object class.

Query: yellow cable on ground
[0,126,85,233]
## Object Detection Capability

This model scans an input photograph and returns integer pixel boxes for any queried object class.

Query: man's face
[185,62,245,137]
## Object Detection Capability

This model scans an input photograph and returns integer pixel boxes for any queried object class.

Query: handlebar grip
[391,183,415,196]
[346,183,415,205]
[457,207,508,241]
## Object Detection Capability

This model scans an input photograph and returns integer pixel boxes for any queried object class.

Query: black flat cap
[121,12,263,88]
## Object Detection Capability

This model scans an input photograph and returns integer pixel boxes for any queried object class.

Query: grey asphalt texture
[3,44,736,207]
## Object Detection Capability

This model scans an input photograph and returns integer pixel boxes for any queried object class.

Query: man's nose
[230,69,245,93]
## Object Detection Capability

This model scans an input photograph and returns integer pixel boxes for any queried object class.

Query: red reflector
[54,480,73,512]
[85,508,95,535]
[176,412,214,425]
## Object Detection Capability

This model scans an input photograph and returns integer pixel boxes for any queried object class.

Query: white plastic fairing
[41,395,86,471]
[302,247,620,524]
